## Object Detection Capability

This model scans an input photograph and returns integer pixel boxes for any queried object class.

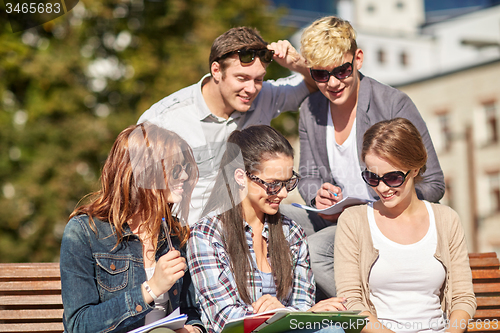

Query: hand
[315,183,343,209]
[267,40,318,92]
[315,183,343,222]
[252,294,285,313]
[308,297,347,312]
[175,325,201,333]
[267,40,303,70]
[148,250,186,297]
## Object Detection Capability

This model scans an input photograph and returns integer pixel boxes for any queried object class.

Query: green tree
[0,0,294,262]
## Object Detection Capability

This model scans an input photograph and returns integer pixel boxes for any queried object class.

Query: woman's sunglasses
[361,170,411,188]
[220,48,274,64]
[309,59,354,83]
[172,163,192,180]
[245,171,300,195]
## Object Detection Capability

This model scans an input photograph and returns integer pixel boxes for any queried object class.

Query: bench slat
[0,281,61,292]
[474,282,500,294]
[0,295,63,306]
[473,270,500,280]
[470,253,499,259]
[470,257,500,270]
[468,320,500,332]
[474,308,500,319]
[0,322,64,333]
[0,309,64,321]
[0,263,60,279]
[477,297,500,308]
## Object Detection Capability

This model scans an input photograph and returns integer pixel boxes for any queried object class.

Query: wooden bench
[0,263,63,333]
[0,253,498,333]
[468,252,500,332]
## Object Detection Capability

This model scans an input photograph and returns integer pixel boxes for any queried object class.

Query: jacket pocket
[95,254,130,292]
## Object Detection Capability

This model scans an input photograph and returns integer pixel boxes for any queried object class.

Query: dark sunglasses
[309,58,354,83]
[245,170,300,195]
[220,48,274,64]
[172,163,192,180]
[361,169,411,188]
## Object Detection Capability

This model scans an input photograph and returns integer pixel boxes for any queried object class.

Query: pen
[162,217,174,251]
[327,189,338,197]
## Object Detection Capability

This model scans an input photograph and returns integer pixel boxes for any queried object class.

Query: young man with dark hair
[138,26,316,225]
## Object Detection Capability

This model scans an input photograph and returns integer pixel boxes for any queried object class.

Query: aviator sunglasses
[219,48,275,64]
[172,162,192,180]
[361,169,411,188]
[309,58,354,83]
[245,170,300,195]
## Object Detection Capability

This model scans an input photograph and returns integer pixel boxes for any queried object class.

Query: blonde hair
[300,16,357,68]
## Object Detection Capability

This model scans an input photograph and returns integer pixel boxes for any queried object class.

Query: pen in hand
[161,217,174,251]
[161,217,188,273]
[328,189,338,197]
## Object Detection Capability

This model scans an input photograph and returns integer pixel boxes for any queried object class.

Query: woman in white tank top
[334,118,476,333]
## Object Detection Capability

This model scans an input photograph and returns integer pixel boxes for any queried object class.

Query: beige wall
[398,60,500,254]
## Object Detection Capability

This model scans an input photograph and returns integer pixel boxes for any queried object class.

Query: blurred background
[1,0,499,262]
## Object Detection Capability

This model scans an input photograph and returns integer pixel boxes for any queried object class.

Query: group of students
[59,16,477,333]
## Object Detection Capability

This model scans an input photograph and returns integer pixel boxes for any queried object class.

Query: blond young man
[281,16,445,299]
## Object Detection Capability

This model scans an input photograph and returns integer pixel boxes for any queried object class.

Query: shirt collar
[195,73,244,123]
[243,217,270,239]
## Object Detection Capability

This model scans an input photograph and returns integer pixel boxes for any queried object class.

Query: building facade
[398,60,500,253]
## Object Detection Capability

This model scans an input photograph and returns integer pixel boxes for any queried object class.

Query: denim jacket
[60,214,204,333]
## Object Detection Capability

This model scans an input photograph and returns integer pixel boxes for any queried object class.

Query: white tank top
[367,201,446,333]
[326,108,374,200]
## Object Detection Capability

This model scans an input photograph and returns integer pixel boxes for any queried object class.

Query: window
[400,51,408,67]
[377,49,385,64]
[488,172,500,213]
[484,102,498,144]
[438,113,452,151]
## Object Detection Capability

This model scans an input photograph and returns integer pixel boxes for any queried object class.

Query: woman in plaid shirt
[187,125,346,333]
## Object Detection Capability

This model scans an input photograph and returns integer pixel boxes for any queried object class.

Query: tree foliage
[0,0,294,262]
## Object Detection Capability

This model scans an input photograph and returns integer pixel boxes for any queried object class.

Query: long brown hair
[70,123,198,248]
[361,118,427,181]
[203,125,293,304]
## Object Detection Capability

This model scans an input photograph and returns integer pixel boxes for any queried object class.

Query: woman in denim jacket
[60,123,206,333]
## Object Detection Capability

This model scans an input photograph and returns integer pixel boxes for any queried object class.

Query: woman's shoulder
[340,204,369,220]
[336,204,370,234]
[65,214,91,233]
[64,214,114,239]
[280,214,307,241]
[428,202,460,224]
[428,201,457,215]
[428,202,461,230]
[190,212,223,239]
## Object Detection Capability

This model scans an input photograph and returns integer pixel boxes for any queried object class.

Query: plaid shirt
[187,213,315,333]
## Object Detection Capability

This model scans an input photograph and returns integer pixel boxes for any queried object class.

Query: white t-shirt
[326,107,374,200]
[144,266,172,325]
[367,201,446,333]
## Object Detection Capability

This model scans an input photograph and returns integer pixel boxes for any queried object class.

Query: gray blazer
[298,74,445,205]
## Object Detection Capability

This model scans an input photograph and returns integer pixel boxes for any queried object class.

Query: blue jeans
[280,204,337,300]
